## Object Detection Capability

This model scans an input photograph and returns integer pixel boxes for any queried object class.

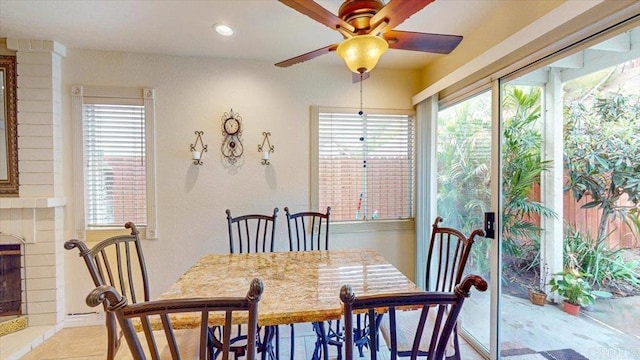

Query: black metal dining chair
[227,208,279,254]
[86,277,264,360]
[341,275,488,360]
[64,222,149,360]
[378,217,485,359]
[221,208,279,360]
[284,206,331,251]
[284,207,335,360]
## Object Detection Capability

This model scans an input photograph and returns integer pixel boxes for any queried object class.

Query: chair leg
[261,326,278,360]
[106,314,117,360]
[260,327,271,360]
[289,324,295,360]
[275,325,280,360]
[354,314,367,358]
[452,326,461,360]
[208,325,258,360]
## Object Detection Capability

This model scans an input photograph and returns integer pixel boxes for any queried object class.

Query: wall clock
[221,109,244,164]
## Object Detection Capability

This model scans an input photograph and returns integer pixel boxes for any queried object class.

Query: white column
[542,68,564,296]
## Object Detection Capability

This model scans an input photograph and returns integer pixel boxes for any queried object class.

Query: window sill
[330,219,415,234]
[85,226,148,243]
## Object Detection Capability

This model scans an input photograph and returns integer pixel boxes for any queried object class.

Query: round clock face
[224,117,240,135]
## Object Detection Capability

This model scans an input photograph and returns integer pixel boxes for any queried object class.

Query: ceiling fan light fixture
[337,35,388,74]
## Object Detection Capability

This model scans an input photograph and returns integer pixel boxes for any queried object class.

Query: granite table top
[157,248,419,328]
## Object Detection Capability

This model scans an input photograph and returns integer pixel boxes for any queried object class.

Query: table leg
[311,321,330,360]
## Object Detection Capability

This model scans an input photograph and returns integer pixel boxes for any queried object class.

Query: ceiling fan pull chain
[359,72,364,116]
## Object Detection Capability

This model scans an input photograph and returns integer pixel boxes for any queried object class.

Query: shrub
[549,268,595,306]
[564,226,640,290]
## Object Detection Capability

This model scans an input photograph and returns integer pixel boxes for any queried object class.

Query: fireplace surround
[0,39,67,360]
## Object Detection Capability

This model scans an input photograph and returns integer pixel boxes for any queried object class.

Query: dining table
[159,248,418,325]
[157,248,420,359]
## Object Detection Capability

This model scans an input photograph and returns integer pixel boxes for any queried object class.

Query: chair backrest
[284,206,331,251]
[65,222,150,360]
[226,208,279,253]
[426,217,484,292]
[340,275,487,360]
[86,278,264,360]
[65,222,150,303]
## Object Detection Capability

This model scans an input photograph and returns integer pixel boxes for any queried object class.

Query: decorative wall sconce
[258,132,274,165]
[190,131,208,165]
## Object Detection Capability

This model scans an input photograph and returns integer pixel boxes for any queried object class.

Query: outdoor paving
[583,295,640,340]
[462,288,640,359]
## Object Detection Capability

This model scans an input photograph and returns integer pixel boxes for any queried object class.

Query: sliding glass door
[431,17,640,359]
[436,91,493,355]
[497,25,640,359]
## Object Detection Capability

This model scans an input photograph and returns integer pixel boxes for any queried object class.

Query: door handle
[484,212,495,239]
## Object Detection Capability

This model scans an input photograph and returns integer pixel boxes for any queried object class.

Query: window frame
[72,86,157,240]
[311,106,416,233]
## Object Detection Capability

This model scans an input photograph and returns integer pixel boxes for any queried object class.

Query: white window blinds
[318,111,415,222]
[83,101,147,227]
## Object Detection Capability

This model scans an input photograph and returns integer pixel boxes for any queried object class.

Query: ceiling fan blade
[352,72,370,83]
[275,44,339,68]
[370,0,435,31]
[384,30,462,54]
[278,0,355,33]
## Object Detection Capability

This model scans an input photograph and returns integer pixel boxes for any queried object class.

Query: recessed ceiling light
[214,24,234,36]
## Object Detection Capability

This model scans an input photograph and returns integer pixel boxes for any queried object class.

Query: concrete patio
[463,289,640,359]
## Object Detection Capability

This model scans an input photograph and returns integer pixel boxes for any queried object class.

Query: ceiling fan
[275,0,463,74]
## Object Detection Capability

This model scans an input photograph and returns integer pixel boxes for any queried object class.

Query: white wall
[62,49,419,314]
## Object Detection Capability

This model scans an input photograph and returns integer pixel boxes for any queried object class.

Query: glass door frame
[458,80,502,360]
[427,85,499,359]
[488,80,502,360]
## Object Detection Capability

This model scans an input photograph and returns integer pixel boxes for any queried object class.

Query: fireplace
[0,244,22,317]
[0,40,67,359]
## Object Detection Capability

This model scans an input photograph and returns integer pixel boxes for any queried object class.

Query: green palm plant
[436,86,557,273]
[437,100,491,232]
[501,86,557,262]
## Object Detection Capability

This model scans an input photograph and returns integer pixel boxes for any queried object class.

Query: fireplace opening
[0,244,22,317]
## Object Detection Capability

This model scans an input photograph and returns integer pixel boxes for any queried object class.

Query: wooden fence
[564,191,639,249]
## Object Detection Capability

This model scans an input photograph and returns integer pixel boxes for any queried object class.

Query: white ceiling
[0,0,508,71]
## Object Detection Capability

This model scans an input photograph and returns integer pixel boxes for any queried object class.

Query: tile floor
[12,323,485,359]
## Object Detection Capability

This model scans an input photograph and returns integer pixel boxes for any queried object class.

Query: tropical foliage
[549,268,595,306]
[564,92,640,242]
[438,59,640,296]
[501,87,556,262]
[437,81,640,291]
[437,86,555,273]
[437,93,492,273]
[564,226,639,290]
[437,94,491,233]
